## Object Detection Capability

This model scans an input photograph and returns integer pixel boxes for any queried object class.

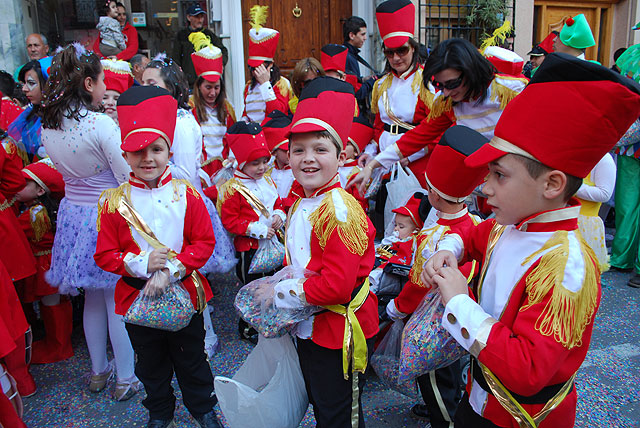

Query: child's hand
[142,268,170,297]
[422,250,457,286]
[147,247,169,273]
[266,227,276,239]
[431,266,468,305]
[253,64,271,85]
[271,215,284,230]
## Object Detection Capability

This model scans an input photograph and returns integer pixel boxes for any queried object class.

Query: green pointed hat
[559,14,595,49]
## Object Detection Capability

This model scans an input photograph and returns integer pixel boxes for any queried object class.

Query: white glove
[274,278,306,309]
[386,299,407,321]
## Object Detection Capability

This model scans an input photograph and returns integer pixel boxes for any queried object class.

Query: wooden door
[240,0,352,79]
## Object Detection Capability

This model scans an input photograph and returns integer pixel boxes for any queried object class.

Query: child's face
[102,89,120,122]
[242,156,270,180]
[122,138,171,188]
[274,148,289,168]
[89,71,107,107]
[199,79,221,108]
[343,144,356,161]
[484,154,547,225]
[142,68,168,90]
[107,1,119,18]
[16,180,44,203]
[289,133,341,197]
[393,214,416,240]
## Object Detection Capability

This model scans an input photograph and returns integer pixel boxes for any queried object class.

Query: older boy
[273,76,379,427]
[424,53,640,427]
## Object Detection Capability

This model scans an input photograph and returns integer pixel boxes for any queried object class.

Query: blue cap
[187,5,206,16]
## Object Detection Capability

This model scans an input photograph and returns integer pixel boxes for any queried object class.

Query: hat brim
[121,131,167,152]
[273,140,289,151]
[464,143,508,168]
[248,58,266,67]
[201,73,222,83]
[188,10,206,16]
[383,35,411,49]
[290,121,326,136]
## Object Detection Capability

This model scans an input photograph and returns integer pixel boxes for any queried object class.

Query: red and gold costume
[262,110,294,198]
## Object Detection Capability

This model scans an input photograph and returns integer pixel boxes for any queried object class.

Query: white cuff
[363,142,378,157]
[247,221,270,239]
[407,149,426,163]
[164,259,182,282]
[274,209,287,224]
[259,81,276,102]
[123,251,152,279]
[434,234,464,262]
[386,299,407,321]
[274,278,306,309]
[442,294,494,356]
[374,143,402,169]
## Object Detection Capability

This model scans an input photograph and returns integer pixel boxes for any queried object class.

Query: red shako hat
[261,110,291,152]
[247,6,279,67]
[101,59,134,94]
[528,31,558,56]
[290,76,356,147]
[226,121,271,169]
[376,0,415,49]
[117,86,177,152]
[189,32,223,83]
[465,53,640,178]
[21,157,65,200]
[484,46,525,77]
[426,125,489,203]
[348,115,374,154]
[392,194,423,229]
[321,44,348,73]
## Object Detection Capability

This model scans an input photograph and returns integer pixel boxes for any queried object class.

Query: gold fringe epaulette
[521,230,599,349]
[409,226,449,286]
[174,179,200,199]
[490,79,525,111]
[289,96,299,114]
[308,189,368,256]
[29,205,50,242]
[370,73,393,115]
[419,83,435,109]
[96,183,131,231]
[224,99,237,122]
[275,77,292,99]
[411,67,422,94]
[215,177,239,215]
[427,96,453,120]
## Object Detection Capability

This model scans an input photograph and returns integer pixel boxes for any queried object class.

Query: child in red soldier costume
[273,76,379,427]
[386,125,487,427]
[241,6,291,123]
[261,110,294,199]
[189,33,236,179]
[338,114,373,212]
[216,121,286,284]
[94,86,222,428]
[423,54,640,428]
[100,58,134,125]
[15,158,73,364]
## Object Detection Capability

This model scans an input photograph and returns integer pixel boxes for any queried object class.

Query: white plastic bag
[384,163,424,233]
[370,320,418,398]
[248,235,285,274]
[215,335,308,428]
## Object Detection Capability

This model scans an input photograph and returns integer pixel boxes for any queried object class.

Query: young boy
[424,54,640,427]
[261,110,294,199]
[338,115,373,211]
[216,121,286,285]
[94,86,221,428]
[272,76,379,427]
[386,125,486,427]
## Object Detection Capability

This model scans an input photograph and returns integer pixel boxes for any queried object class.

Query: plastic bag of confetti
[398,290,466,381]
[215,335,308,428]
[235,266,320,338]
[124,279,195,332]
[370,320,418,398]
[248,236,285,274]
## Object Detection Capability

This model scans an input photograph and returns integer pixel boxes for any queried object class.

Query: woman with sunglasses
[362,0,434,186]
[351,38,528,194]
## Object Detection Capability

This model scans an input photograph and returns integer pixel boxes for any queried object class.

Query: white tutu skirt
[200,195,237,275]
[46,198,119,295]
[577,214,609,272]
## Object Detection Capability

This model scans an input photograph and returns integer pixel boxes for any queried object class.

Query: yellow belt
[323,278,370,380]
[576,198,601,217]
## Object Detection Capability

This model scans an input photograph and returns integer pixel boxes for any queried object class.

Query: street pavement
[21,268,640,427]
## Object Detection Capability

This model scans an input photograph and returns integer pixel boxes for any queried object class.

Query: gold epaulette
[490,77,527,111]
[29,205,50,242]
[427,95,453,120]
[96,183,131,231]
[289,96,299,113]
[174,179,200,199]
[215,177,239,215]
[409,226,449,286]
[224,99,237,123]
[521,230,599,349]
[370,73,393,115]
[275,77,292,98]
[308,188,368,256]
[419,83,435,109]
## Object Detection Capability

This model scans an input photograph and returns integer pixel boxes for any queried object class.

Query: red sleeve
[396,111,453,158]
[116,24,139,61]
[218,191,255,236]
[0,147,26,199]
[94,200,131,276]
[372,113,384,146]
[412,94,430,124]
[454,219,494,266]
[175,188,215,271]
[265,82,291,117]
[395,279,431,314]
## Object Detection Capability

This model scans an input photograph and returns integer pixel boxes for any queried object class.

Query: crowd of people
[1,0,640,427]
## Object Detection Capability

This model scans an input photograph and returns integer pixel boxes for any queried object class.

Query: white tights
[83,288,135,381]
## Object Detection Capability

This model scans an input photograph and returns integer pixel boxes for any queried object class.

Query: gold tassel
[188,32,212,52]
[249,5,269,31]
[427,96,453,120]
[419,83,435,109]
[96,184,130,231]
[370,74,393,115]
[308,189,368,256]
[411,68,422,94]
[30,206,50,242]
[275,77,291,98]
[480,20,512,54]
[521,230,599,349]
[215,178,239,216]
[288,96,299,114]
[490,80,521,111]
[409,226,449,286]
[224,100,237,122]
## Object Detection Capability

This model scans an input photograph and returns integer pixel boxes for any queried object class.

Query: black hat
[187,5,206,16]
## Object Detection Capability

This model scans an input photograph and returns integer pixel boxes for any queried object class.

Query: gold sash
[117,195,206,313]
[229,180,271,218]
[382,90,416,134]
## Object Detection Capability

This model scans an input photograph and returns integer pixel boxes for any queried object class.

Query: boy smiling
[423,54,640,427]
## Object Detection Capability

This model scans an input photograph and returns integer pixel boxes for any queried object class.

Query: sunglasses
[432,75,464,91]
[383,45,410,59]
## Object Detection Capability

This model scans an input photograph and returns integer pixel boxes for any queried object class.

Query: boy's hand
[147,247,169,273]
[357,153,371,168]
[142,268,170,297]
[266,227,276,239]
[422,250,457,286]
[432,266,468,305]
[253,64,271,85]
[271,215,284,230]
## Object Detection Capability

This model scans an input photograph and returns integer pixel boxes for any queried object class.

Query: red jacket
[242,77,292,122]
[92,22,139,60]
